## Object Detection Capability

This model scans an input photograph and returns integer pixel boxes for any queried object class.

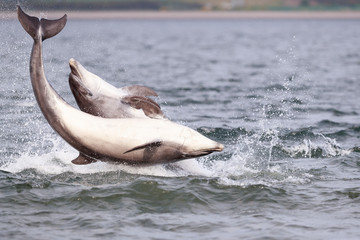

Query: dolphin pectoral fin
[123,141,162,154]
[121,85,158,97]
[121,96,165,119]
[71,153,97,165]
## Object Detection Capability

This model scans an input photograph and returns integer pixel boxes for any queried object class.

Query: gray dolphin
[69,59,166,119]
[17,6,223,165]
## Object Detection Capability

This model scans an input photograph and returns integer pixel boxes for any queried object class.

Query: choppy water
[0,15,360,240]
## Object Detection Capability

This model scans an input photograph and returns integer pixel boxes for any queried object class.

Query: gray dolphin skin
[69,59,166,119]
[17,6,224,165]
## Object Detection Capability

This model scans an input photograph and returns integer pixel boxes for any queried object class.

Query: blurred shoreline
[2,10,360,20]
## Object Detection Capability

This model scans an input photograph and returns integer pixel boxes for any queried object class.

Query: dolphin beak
[204,143,224,153]
[184,143,224,158]
[215,143,224,151]
[69,58,82,79]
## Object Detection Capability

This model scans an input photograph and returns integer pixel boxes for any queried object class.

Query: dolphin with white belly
[69,58,166,119]
[17,6,223,165]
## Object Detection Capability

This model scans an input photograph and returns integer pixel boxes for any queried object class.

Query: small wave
[197,127,249,143]
[352,147,360,153]
[282,134,352,158]
[310,108,358,117]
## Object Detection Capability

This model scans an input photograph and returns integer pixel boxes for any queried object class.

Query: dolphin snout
[203,142,224,154]
[69,58,82,79]
[215,143,224,152]
[183,142,224,159]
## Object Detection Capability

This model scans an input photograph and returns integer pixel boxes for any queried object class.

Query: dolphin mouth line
[213,143,224,152]
[204,144,224,153]
[205,145,224,153]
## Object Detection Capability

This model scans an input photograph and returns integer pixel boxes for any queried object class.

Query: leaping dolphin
[69,58,166,119]
[17,6,223,165]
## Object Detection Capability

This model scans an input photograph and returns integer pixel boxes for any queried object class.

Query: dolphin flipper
[121,96,165,119]
[72,153,97,165]
[17,5,67,41]
[123,141,162,154]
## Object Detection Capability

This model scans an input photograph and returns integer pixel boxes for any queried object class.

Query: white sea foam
[0,136,213,178]
[0,127,350,187]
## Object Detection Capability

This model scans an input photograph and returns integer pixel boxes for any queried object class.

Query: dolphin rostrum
[69,58,166,119]
[17,6,223,165]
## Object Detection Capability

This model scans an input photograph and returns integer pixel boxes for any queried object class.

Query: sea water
[0,17,359,239]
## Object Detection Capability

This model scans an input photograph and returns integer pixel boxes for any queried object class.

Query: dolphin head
[69,71,99,114]
[121,124,224,164]
[69,58,124,101]
[69,58,102,91]
[68,59,104,114]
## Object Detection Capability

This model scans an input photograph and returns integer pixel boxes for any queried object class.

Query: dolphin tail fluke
[17,5,67,41]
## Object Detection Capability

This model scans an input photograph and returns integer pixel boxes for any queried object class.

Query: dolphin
[69,58,166,119]
[17,6,223,165]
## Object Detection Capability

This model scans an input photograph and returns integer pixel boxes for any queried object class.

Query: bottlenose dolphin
[17,6,223,165]
[69,59,166,119]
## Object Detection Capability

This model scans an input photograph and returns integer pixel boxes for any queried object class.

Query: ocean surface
[0,15,359,240]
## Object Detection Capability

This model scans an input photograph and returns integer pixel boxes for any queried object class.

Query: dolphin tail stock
[17,5,67,41]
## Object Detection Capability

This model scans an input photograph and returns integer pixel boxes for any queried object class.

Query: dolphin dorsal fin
[121,96,165,119]
[121,85,158,97]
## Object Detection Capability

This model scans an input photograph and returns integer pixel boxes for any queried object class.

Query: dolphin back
[17,5,67,41]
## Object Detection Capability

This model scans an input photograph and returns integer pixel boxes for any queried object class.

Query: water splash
[283,133,352,158]
[197,36,351,187]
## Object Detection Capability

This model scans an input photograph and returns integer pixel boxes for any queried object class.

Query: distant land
[3,0,360,11]
[2,10,360,21]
